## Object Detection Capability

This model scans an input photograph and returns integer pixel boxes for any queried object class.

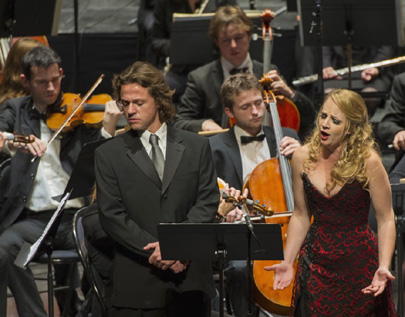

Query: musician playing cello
[0,45,122,316]
[209,73,301,316]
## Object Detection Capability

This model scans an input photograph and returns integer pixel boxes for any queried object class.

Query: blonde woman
[266,89,397,316]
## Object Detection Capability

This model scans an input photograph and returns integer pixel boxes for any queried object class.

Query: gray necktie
[149,134,164,181]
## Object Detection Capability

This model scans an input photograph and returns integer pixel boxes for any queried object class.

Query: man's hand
[202,119,222,132]
[392,131,405,151]
[323,66,339,80]
[266,70,295,99]
[144,242,187,273]
[0,132,7,152]
[361,67,379,82]
[103,100,123,136]
[9,134,47,157]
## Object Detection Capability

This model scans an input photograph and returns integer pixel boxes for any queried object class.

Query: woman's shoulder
[293,144,310,160]
[365,149,384,173]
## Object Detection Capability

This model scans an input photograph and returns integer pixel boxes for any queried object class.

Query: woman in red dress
[266,89,397,316]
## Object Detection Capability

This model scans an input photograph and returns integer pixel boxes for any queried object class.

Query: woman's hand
[361,267,395,297]
[264,261,295,290]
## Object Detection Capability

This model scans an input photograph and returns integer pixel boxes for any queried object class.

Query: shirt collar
[221,53,253,79]
[140,123,166,143]
[234,125,265,146]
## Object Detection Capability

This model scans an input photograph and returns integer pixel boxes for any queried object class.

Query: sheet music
[14,191,72,269]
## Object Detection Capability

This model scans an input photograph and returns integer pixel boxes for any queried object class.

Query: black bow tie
[229,67,248,75]
[240,134,265,144]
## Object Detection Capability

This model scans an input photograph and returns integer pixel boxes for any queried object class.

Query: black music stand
[297,0,403,105]
[0,0,61,37]
[157,223,284,317]
[391,183,405,317]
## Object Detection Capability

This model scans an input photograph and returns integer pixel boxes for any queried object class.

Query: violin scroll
[2,131,35,144]
[221,191,274,217]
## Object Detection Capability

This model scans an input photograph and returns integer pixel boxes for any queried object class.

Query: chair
[34,249,80,316]
[73,207,108,316]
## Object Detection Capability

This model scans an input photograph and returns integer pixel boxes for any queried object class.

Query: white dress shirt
[234,125,271,185]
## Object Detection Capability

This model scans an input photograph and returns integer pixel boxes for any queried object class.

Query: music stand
[0,0,62,37]
[391,183,405,317]
[297,0,404,104]
[169,12,265,66]
[157,223,284,317]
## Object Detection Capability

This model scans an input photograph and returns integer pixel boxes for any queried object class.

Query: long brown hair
[0,38,45,105]
[112,61,175,123]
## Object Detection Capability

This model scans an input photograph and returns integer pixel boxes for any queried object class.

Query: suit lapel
[125,131,162,189]
[212,61,229,128]
[162,126,185,194]
[224,128,243,187]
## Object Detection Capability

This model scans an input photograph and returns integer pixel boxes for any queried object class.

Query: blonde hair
[304,89,378,193]
[0,38,45,104]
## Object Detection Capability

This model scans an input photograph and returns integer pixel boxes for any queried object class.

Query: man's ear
[20,74,29,87]
[224,107,234,119]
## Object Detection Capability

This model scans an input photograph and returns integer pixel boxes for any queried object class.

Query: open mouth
[321,131,329,141]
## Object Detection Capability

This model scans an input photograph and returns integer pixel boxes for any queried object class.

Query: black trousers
[110,290,210,317]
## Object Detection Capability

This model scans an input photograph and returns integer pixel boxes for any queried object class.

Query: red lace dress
[291,173,397,316]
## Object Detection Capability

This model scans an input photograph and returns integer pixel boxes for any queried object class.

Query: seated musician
[322,45,394,118]
[377,72,405,166]
[208,73,301,316]
[0,45,121,316]
[174,5,316,140]
[151,0,237,102]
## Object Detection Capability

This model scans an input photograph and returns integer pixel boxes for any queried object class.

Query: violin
[31,75,105,162]
[46,92,111,132]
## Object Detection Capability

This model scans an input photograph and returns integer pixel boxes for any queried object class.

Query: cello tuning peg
[251,33,259,41]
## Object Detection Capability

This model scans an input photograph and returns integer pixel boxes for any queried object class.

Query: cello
[260,9,300,133]
[244,73,297,315]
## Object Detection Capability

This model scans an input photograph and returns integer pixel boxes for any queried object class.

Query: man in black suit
[209,73,301,316]
[0,46,121,316]
[94,61,219,316]
[175,5,316,140]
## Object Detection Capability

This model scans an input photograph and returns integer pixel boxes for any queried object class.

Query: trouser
[0,208,76,316]
[110,290,210,317]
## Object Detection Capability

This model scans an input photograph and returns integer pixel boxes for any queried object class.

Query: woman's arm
[265,146,312,289]
[362,151,396,296]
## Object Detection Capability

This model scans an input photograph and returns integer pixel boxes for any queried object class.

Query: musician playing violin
[0,45,121,316]
[209,73,301,317]
[175,5,316,140]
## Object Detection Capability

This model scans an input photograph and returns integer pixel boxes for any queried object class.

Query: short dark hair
[221,73,262,110]
[21,46,61,80]
[209,5,253,42]
[112,61,175,123]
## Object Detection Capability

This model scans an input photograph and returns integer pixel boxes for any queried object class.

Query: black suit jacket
[378,72,405,145]
[94,126,219,309]
[175,58,316,140]
[209,126,300,190]
[0,96,101,232]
